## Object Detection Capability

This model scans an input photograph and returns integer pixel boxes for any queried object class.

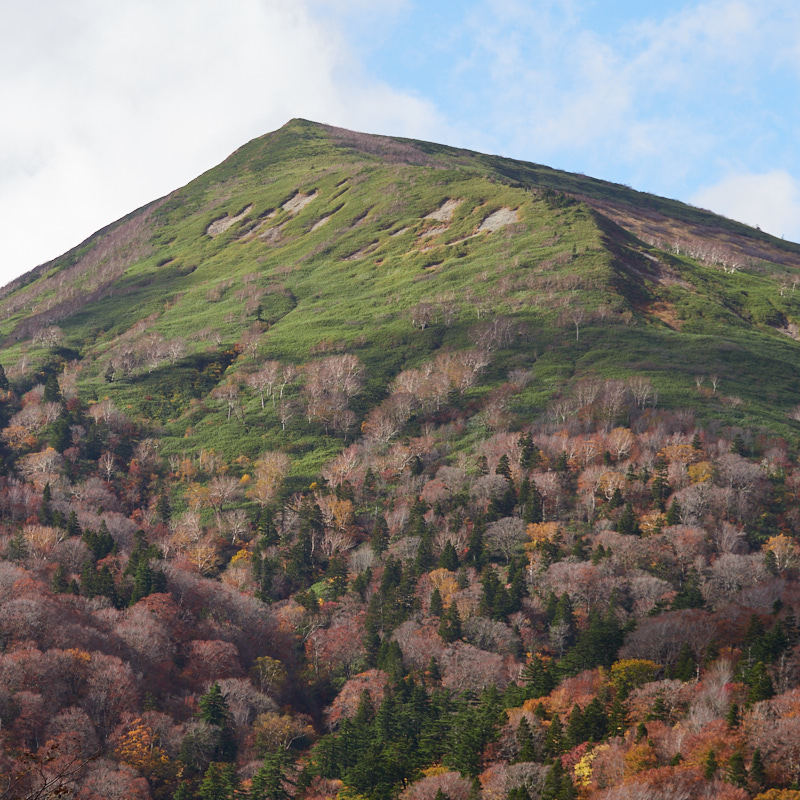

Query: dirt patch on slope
[283,191,317,214]
[643,301,683,329]
[776,322,800,340]
[425,199,461,222]
[477,207,518,233]
[420,225,448,240]
[206,205,253,237]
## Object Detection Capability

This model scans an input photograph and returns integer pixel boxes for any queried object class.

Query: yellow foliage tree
[766,534,799,571]
[623,741,658,777]
[251,655,288,695]
[595,471,626,501]
[230,548,251,565]
[177,457,197,482]
[249,451,291,507]
[421,765,450,777]
[252,711,314,754]
[574,744,606,787]
[318,496,355,532]
[428,568,459,607]
[526,522,560,545]
[609,659,659,698]
[638,511,664,537]
[115,718,172,780]
[185,482,209,512]
[187,542,220,576]
[662,443,696,464]
[687,461,713,483]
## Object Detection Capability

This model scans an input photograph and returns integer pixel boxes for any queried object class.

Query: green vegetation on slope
[2,118,800,478]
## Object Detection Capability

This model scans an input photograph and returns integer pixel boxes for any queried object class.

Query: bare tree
[304,355,362,433]
[98,451,115,482]
[278,399,295,431]
[485,517,526,563]
[279,364,297,399]
[569,306,585,341]
[627,376,654,408]
[411,302,436,329]
[207,475,242,524]
[212,381,242,422]
[247,361,281,409]
[249,451,291,508]
[222,508,251,545]
[166,338,186,364]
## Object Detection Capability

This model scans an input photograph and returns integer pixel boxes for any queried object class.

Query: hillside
[1,121,800,800]
[2,119,800,472]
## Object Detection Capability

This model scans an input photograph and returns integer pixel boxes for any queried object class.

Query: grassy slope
[2,119,800,477]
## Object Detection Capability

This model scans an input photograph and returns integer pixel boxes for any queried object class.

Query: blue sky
[2,0,800,284]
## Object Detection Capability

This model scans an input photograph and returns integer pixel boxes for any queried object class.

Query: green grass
[3,117,800,477]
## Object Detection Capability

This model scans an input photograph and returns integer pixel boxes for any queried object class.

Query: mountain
[3,119,800,476]
[3,120,800,800]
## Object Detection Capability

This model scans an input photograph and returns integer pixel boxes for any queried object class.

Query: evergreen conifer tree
[496,454,512,480]
[438,604,462,643]
[251,752,292,800]
[750,748,765,788]
[522,482,543,524]
[544,713,563,757]
[51,564,68,593]
[516,717,536,762]
[666,499,681,525]
[7,532,27,563]
[745,661,774,703]
[39,482,53,525]
[523,655,555,698]
[703,749,718,780]
[43,373,61,403]
[726,750,747,787]
[439,541,459,571]
[616,502,639,535]
[198,683,237,762]
[197,762,239,800]
[671,643,697,681]
[608,487,623,508]
[430,588,443,617]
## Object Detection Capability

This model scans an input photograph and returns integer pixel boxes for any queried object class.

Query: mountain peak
[1,121,800,438]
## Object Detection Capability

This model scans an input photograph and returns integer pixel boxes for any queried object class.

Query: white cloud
[0,0,445,285]
[455,0,800,190]
[691,170,800,243]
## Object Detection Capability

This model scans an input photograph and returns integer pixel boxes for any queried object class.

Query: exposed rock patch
[259,225,284,244]
[420,226,448,240]
[777,322,800,340]
[477,207,518,233]
[282,191,318,214]
[425,199,461,222]
[206,205,253,237]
